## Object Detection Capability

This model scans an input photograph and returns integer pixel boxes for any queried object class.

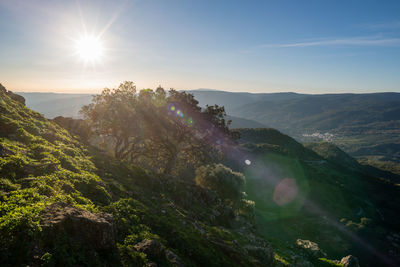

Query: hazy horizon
[11,87,400,95]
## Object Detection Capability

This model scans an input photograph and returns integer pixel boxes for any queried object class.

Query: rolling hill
[16,90,400,172]
[193,90,400,172]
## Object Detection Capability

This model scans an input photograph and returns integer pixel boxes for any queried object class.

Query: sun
[75,35,104,63]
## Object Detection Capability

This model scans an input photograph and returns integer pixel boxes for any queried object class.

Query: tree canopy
[81,81,238,174]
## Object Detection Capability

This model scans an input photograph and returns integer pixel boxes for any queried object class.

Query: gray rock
[134,239,185,267]
[165,249,185,267]
[134,239,165,258]
[340,255,360,267]
[40,202,115,250]
[296,239,327,258]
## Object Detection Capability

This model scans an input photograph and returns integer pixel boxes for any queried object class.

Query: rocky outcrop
[296,239,327,258]
[164,249,183,267]
[340,255,360,267]
[0,84,25,105]
[7,91,25,105]
[134,239,184,267]
[134,239,164,258]
[40,202,115,251]
[0,83,6,93]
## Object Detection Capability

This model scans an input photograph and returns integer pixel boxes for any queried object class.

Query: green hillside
[0,86,274,266]
[2,85,400,266]
[224,128,400,266]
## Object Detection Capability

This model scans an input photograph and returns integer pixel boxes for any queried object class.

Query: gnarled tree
[80,81,143,161]
[81,81,238,174]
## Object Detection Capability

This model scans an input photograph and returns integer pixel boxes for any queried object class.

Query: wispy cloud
[364,20,400,30]
[257,36,400,48]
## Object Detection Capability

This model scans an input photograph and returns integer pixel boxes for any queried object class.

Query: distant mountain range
[190,90,400,165]
[16,89,400,167]
[16,92,93,118]
[188,89,305,114]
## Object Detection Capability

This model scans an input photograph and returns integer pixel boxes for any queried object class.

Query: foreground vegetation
[0,83,267,266]
[1,83,400,266]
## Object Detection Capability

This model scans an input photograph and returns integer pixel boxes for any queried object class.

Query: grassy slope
[0,89,113,265]
[0,91,273,266]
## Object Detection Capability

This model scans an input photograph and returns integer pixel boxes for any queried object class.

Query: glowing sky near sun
[0,0,399,93]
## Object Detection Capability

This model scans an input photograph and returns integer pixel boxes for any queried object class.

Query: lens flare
[245,159,251,165]
[273,178,299,206]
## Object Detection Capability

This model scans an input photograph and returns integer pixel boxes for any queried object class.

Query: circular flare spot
[273,178,298,206]
[245,159,251,165]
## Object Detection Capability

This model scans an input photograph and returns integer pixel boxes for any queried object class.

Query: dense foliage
[195,164,246,206]
[80,82,237,175]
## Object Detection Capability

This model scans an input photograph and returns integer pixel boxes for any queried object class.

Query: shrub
[195,164,246,206]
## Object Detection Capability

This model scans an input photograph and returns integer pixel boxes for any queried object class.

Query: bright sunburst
[75,35,104,63]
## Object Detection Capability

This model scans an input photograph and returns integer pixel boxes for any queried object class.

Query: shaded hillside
[353,143,400,162]
[227,116,267,129]
[236,128,320,160]
[232,93,400,133]
[305,142,361,171]
[188,90,400,167]
[223,128,400,267]
[305,142,400,183]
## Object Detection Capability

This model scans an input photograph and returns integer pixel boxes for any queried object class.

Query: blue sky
[0,0,399,93]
